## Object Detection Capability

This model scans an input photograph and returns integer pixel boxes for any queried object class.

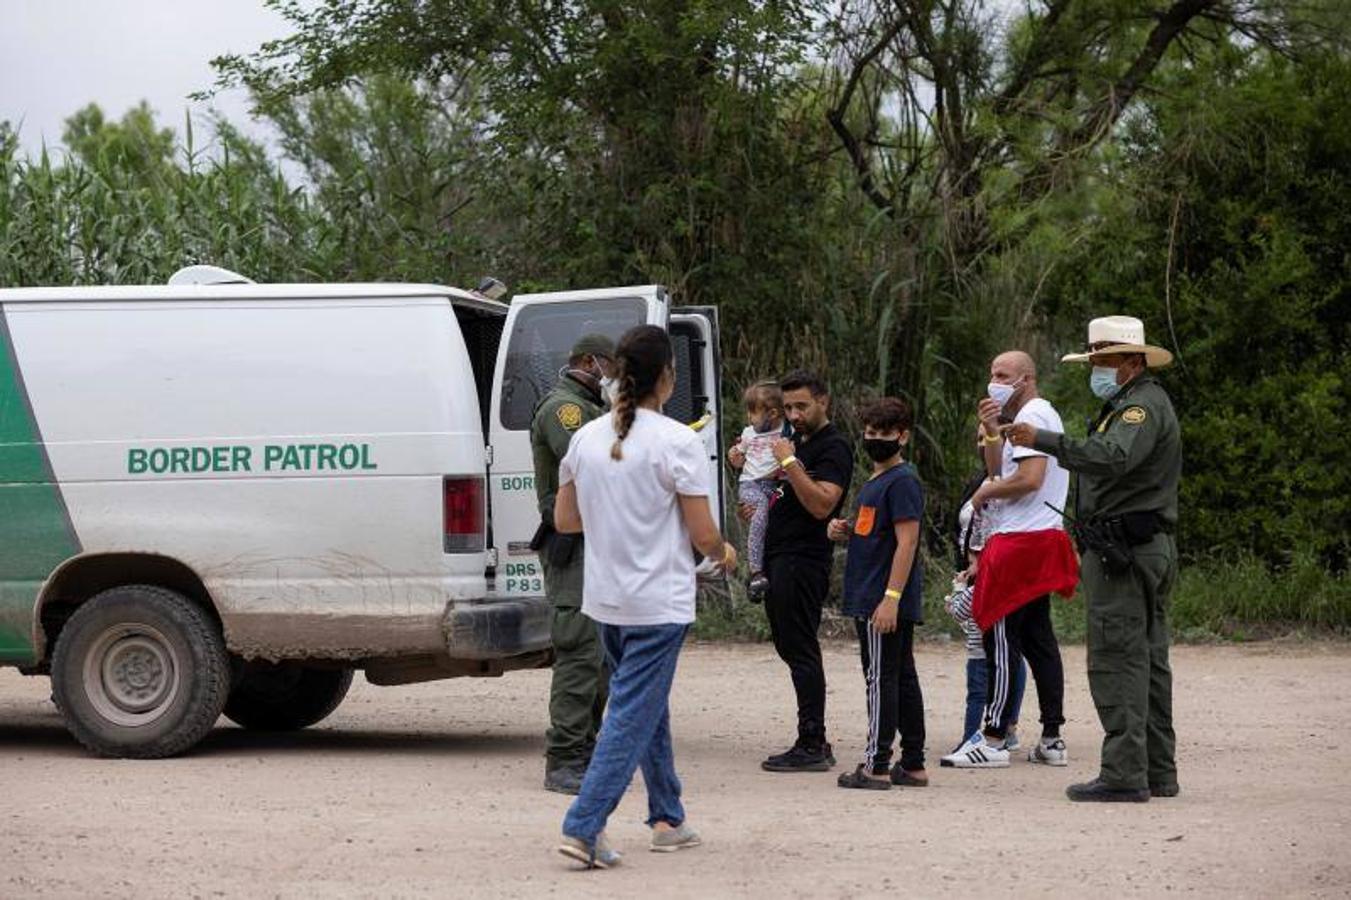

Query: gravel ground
[1,640,1347,898]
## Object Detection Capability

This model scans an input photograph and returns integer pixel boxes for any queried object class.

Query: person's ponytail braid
[610,369,638,460]
[608,325,674,461]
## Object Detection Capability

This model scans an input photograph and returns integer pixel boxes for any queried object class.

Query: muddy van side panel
[0,309,82,663]
[4,294,488,661]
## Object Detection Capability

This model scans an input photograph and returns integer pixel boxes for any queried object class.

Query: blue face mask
[1090,366,1120,400]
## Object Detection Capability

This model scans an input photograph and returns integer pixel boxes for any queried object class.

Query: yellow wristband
[779,455,800,470]
[980,429,1001,445]
[884,588,902,600]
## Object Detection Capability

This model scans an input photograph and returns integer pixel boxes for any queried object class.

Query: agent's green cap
[571,333,616,360]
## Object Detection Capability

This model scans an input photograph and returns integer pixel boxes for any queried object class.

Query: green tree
[210,1,859,371]
[62,102,176,177]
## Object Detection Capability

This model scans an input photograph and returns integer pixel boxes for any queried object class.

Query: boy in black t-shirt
[756,371,854,773]
[829,397,928,789]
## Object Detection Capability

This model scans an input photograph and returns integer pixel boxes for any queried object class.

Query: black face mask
[863,438,902,463]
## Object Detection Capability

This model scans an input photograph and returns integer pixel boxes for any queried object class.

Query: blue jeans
[562,623,688,845]
[961,656,1026,748]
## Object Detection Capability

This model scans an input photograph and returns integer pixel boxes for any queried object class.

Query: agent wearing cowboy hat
[1003,316,1181,803]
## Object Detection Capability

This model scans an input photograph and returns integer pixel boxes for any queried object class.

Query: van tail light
[443,476,486,553]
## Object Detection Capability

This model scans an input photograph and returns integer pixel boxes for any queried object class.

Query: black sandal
[837,765,891,790]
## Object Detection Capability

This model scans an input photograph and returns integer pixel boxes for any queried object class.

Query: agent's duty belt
[1044,501,1170,576]
[1089,511,1170,546]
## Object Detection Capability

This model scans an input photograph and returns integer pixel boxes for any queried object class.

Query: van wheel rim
[83,625,181,726]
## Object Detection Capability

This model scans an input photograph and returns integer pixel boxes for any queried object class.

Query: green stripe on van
[0,309,81,663]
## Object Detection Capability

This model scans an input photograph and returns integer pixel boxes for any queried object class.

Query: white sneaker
[940,735,1010,769]
[1005,731,1021,752]
[1028,738,1068,766]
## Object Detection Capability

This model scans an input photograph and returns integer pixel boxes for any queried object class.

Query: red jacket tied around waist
[972,528,1079,631]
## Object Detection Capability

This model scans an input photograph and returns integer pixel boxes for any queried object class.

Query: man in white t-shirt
[941,351,1078,771]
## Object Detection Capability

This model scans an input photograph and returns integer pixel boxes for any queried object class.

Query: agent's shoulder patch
[556,403,584,431]
[1121,406,1148,425]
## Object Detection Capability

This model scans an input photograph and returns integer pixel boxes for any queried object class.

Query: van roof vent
[168,265,255,286]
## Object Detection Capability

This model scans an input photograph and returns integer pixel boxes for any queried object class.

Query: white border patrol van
[0,267,722,757]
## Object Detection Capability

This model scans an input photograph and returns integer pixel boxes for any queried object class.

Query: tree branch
[826,19,906,217]
[993,0,1075,116]
[1068,0,1219,150]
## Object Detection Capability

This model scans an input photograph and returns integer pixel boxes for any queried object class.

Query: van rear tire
[51,585,230,759]
[224,663,353,731]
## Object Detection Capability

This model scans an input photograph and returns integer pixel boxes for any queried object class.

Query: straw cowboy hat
[1060,315,1174,368]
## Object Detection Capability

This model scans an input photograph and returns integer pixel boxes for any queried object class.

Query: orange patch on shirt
[854,506,876,536]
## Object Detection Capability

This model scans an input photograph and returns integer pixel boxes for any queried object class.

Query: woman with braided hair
[553,324,737,869]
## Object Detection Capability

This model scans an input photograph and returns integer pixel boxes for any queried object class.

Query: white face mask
[987,377,1023,411]
[600,376,618,405]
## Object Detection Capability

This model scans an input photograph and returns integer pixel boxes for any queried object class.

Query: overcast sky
[1,0,291,157]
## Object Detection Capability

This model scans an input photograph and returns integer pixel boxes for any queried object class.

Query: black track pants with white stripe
[981,594,1065,739]
[854,618,926,771]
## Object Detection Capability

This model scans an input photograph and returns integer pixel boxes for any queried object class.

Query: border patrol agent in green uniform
[531,334,615,795]
[1005,316,1181,803]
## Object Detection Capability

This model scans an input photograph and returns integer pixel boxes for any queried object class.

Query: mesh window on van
[663,323,709,425]
[498,298,647,430]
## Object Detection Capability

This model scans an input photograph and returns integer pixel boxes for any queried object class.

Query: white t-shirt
[559,408,711,626]
[737,424,782,481]
[989,397,1069,534]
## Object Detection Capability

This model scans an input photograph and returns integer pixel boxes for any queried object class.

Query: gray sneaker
[558,832,622,869]
[650,823,702,853]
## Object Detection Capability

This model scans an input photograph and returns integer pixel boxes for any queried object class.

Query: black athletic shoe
[762,742,836,772]
[1150,782,1181,798]
[837,764,891,790]
[1066,778,1150,803]
[763,740,834,766]
[762,743,801,768]
[544,763,586,795]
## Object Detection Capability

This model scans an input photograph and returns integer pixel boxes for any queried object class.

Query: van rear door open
[487,286,669,599]
[667,307,725,535]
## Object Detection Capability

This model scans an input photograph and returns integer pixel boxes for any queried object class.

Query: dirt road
[1,641,1347,898]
